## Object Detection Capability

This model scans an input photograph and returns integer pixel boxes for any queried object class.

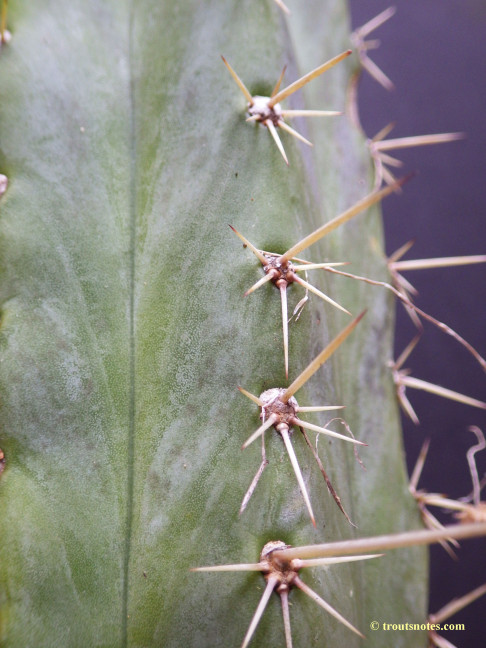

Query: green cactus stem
[0,1,429,647]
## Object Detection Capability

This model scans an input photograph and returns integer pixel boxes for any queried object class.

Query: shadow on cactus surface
[0,1,485,647]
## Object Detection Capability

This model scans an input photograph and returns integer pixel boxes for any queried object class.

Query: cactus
[0,1,483,647]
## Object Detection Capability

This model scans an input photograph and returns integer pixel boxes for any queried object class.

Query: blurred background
[348,1,486,645]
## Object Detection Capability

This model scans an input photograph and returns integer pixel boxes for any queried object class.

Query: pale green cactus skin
[0,1,426,647]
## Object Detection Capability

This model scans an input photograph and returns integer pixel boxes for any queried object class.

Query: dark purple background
[348,1,486,645]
